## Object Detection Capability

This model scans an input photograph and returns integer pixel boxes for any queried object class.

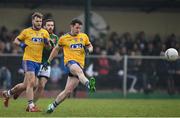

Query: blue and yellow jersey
[17,27,50,63]
[58,33,91,68]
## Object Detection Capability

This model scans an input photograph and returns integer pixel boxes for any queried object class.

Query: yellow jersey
[17,27,50,63]
[58,33,91,68]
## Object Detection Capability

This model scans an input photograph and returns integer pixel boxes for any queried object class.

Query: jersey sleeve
[84,34,91,46]
[44,30,50,41]
[58,36,64,47]
[17,29,27,41]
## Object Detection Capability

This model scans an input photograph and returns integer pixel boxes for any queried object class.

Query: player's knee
[26,73,36,87]
[28,80,36,87]
[22,84,26,90]
[70,64,82,73]
[38,83,45,91]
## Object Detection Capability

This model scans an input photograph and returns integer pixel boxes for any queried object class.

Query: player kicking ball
[42,18,96,114]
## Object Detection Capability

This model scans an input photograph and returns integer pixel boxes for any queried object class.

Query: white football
[165,48,179,61]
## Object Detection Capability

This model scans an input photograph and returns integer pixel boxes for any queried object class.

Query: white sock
[51,104,55,110]
[85,81,90,89]
[29,102,35,109]
[7,90,12,97]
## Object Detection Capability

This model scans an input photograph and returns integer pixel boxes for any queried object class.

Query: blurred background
[0,0,180,99]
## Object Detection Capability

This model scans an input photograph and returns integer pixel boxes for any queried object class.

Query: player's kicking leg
[70,63,96,92]
[46,63,96,114]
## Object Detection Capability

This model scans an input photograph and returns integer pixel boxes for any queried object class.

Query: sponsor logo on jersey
[32,38,43,42]
[70,43,83,49]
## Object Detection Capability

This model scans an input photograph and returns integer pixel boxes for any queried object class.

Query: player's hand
[19,42,27,50]
[42,61,50,71]
[85,47,90,55]
[84,46,90,55]
[84,45,93,55]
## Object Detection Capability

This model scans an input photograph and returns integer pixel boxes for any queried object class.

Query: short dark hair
[70,18,82,26]
[32,12,43,20]
[43,19,54,26]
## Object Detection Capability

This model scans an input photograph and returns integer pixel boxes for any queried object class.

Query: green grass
[0,98,180,117]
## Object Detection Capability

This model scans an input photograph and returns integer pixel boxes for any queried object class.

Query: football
[165,48,179,61]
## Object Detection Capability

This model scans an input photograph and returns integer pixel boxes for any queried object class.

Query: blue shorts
[22,60,41,76]
[65,60,83,77]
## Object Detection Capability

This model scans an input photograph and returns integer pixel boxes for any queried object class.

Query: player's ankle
[28,100,35,109]
[85,81,90,89]
[7,90,13,97]
[52,101,59,109]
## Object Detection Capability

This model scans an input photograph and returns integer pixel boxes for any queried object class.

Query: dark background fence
[1,55,180,98]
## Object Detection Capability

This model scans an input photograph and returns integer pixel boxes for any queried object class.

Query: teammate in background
[42,18,96,114]
[2,19,58,108]
[2,12,51,112]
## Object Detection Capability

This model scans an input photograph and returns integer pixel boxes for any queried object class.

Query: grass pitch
[0,98,180,117]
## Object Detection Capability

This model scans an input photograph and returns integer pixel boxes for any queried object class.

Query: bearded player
[3,16,55,112]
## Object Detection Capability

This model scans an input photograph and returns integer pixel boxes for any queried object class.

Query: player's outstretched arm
[42,44,60,70]
[48,44,61,62]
